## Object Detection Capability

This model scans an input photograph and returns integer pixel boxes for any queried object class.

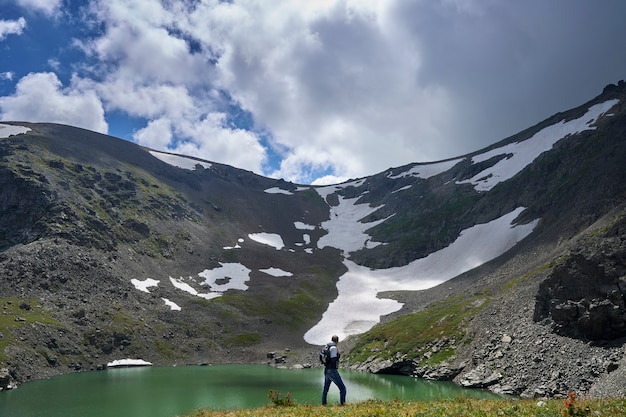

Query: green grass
[348,293,489,366]
[498,259,560,293]
[216,290,319,329]
[216,269,339,331]
[0,297,61,361]
[224,333,262,347]
[181,397,626,417]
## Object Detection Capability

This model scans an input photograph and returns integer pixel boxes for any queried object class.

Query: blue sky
[1,0,626,185]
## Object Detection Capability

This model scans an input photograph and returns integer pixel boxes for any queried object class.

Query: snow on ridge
[0,124,30,138]
[248,232,285,250]
[315,178,367,201]
[304,207,539,345]
[264,187,293,195]
[391,185,412,193]
[388,159,463,180]
[149,150,212,170]
[458,99,619,192]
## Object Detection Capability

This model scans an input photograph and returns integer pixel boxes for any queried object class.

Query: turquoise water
[0,364,501,417]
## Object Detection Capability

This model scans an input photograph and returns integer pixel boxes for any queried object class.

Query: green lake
[0,364,501,417]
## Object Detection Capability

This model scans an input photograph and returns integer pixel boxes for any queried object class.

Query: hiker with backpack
[320,335,347,405]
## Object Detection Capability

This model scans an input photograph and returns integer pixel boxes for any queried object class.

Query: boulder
[0,368,16,391]
[458,364,503,388]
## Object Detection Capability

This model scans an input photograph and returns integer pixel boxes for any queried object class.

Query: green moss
[217,280,330,330]
[498,259,560,293]
[6,145,197,251]
[0,297,61,361]
[348,293,490,365]
[220,249,239,262]
[0,298,60,329]
[156,340,176,358]
[224,333,262,347]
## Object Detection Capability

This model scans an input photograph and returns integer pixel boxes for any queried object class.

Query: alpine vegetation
[0,81,625,398]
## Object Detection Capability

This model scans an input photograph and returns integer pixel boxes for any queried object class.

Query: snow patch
[388,159,462,179]
[317,195,389,254]
[223,244,241,250]
[248,233,285,250]
[260,267,293,277]
[304,207,539,345]
[199,262,251,292]
[458,99,619,191]
[149,150,212,170]
[162,298,181,311]
[391,185,412,193]
[130,278,159,293]
[294,221,315,230]
[0,124,30,138]
[169,276,220,300]
[107,358,152,368]
[265,187,293,195]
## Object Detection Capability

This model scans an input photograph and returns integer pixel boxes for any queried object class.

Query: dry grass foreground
[181,396,626,417]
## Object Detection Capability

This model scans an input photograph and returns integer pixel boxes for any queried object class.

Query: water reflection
[0,364,501,417]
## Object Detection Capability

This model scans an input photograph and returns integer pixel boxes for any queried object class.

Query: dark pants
[322,368,346,405]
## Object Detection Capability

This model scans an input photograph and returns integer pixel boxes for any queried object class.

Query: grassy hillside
[347,293,489,367]
[182,396,626,417]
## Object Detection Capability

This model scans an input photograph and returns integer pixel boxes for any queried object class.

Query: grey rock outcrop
[0,368,16,391]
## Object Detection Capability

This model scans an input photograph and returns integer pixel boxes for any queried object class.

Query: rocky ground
[347,206,626,399]
[2,212,625,400]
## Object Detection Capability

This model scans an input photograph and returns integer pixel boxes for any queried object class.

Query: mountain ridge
[0,80,625,398]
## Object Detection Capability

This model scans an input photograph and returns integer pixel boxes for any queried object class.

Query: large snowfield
[0,98,619,347]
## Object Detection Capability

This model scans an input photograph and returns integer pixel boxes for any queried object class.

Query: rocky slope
[1,81,626,398]
[345,81,626,399]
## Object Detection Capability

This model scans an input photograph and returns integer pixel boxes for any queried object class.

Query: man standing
[322,335,347,405]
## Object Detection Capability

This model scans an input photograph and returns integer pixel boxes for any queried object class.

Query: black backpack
[319,344,331,365]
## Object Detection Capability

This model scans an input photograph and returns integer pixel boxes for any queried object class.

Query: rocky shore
[349,211,626,399]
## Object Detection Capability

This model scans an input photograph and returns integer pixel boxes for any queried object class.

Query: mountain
[1,80,625,398]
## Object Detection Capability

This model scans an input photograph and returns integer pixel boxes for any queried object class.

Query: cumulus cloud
[4,0,624,185]
[201,1,453,183]
[16,0,62,16]
[0,17,26,41]
[132,113,267,173]
[0,72,108,133]
[76,0,460,183]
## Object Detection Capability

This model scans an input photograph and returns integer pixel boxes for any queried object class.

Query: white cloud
[132,113,267,176]
[16,0,63,16]
[55,0,625,184]
[68,0,458,183]
[195,0,455,183]
[0,17,26,40]
[7,0,623,185]
[0,72,108,133]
